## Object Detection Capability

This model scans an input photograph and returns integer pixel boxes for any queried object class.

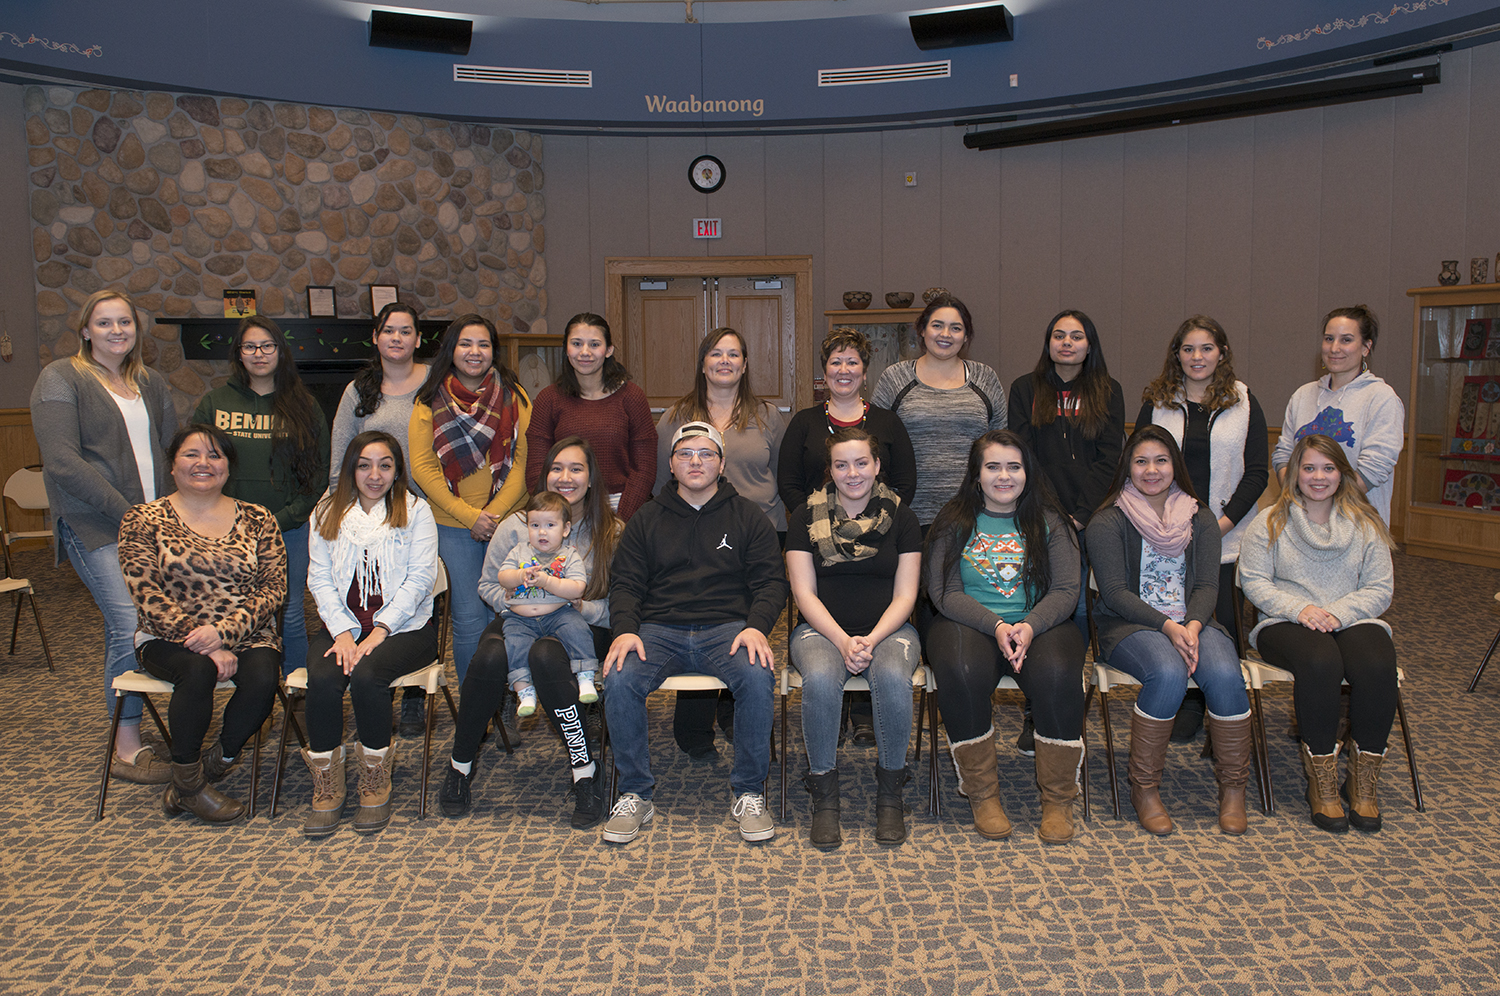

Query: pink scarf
[1114,481,1197,558]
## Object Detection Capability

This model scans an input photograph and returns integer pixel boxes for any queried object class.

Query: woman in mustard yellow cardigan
[409,314,530,681]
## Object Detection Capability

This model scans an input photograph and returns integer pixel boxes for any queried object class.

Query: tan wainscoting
[0,409,47,549]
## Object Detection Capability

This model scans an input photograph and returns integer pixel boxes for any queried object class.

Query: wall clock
[689,154,725,193]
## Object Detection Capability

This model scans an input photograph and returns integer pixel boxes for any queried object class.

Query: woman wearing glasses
[192,317,330,684]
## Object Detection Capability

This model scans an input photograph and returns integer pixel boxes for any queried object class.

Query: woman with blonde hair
[1239,433,1398,833]
[31,290,178,784]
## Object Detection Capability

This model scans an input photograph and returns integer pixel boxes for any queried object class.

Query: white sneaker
[602,792,653,843]
[732,792,774,842]
[577,672,599,704]
[517,687,537,717]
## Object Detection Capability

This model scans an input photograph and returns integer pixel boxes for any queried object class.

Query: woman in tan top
[117,423,287,824]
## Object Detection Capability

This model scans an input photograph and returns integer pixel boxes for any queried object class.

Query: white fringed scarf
[331,496,409,608]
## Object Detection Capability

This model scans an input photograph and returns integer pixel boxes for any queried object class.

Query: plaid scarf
[431,371,519,503]
[807,481,899,565]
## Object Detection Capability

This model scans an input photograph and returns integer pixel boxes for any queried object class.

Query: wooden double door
[605,256,815,411]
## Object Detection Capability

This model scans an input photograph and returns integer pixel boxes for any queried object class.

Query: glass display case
[499,334,564,401]
[1403,285,1500,568]
[821,309,923,401]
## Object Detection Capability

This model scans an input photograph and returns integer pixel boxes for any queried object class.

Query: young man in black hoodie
[601,421,789,843]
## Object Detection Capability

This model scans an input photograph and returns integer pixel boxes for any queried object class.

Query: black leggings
[925,616,1086,743]
[1255,622,1398,754]
[305,622,439,752]
[138,640,281,764]
[451,616,610,767]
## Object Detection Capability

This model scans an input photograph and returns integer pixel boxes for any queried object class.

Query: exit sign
[694,218,722,239]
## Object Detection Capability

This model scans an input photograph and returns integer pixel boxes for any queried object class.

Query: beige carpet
[0,546,1496,995]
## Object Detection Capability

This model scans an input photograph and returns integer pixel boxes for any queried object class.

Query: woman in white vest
[1136,316,1269,737]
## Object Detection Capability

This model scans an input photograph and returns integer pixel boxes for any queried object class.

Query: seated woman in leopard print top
[117,423,287,824]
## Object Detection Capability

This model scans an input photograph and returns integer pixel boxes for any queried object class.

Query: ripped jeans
[790,621,920,773]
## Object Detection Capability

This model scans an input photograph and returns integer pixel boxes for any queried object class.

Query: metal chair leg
[247,723,263,820]
[1097,686,1122,820]
[1395,685,1424,812]
[9,592,21,653]
[779,689,789,821]
[418,684,437,819]
[926,687,941,817]
[1250,687,1275,815]
[28,592,53,671]
[269,687,300,819]
[95,694,127,820]
[1467,624,1500,693]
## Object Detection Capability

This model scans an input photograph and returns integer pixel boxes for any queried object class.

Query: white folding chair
[778,663,938,819]
[0,467,54,671]
[95,670,267,819]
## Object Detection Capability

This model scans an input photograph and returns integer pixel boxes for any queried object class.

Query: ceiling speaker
[910,4,1013,51]
[369,10,473,56]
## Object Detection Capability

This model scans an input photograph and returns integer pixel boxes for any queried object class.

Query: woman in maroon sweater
[525,313,657,520]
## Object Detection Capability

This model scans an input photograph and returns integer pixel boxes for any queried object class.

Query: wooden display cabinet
[822,308,924,401]
[1402,285,1500,568]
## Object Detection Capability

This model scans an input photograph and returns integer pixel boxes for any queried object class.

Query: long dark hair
[316,430,412,539]
[230,316,322,495]
[915,293,974,359]
[926,429,1061,610]
[1141,314,1241,414]
[416,314,522,406]
[541,436,622,602]
[664,327,768,432]
[352,302,422,418]
[1028,309,1113,439]
[1096,424,1201,512]
[556,312,631,398]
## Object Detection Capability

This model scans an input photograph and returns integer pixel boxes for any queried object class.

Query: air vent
[454,64,592,88]
[818,61,951,87]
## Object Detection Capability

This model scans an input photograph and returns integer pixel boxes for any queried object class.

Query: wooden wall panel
[764,134,826,350]
[877,128,942,307]
[1184,118,1255,348]
[586,138,652,311]
[706,136,767,257]
[821,132,883,325]
[1060,135,1125,372]
[1318,101,1395,318]
[998,142,1063,376]
[646,136,709,257]
[543,135,593,329]
[1120,128,1189,402]
[938,126,1003,375]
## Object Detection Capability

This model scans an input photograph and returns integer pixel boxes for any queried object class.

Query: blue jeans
[502,606,598,686]
[1108,625,1249,720]
[280,523,310,678]
[437,523,492,684]
[604,620,774,800]
[791,622,919,773]
[59,518,141,723]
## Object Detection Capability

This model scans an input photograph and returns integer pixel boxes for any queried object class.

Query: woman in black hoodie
[1006,309,1125,750]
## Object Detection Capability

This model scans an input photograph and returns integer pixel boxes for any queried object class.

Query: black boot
[398,690,427,738]
[162,760,244,824]
[570,775,603,829]
[803,769,841,849]
[875,764,910,845]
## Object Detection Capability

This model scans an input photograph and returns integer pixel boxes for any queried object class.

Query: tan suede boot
[950,729,1011,839]
[1034,737,1083,844]
[352,742,396,834]
[301,745,346,838]
[1127,709,1175,835]
[1342,739,1385,833]
[1207,713,1253,835]
[1301,742,1348,833]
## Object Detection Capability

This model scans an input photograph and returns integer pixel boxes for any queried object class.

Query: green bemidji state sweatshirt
[192,381,331,533]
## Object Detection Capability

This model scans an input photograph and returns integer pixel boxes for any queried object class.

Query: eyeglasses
[672,448,720,463]
[240,342,279,355]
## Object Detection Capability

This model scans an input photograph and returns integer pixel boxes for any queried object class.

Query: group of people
[33,286,1405,845]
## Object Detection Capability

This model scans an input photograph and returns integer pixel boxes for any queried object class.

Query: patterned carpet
[1,545,1497,995]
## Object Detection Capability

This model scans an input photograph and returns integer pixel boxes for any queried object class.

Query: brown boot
[1301,742,1349,833]
[1206,713,1253,835]
[301,745,346,838]
[1127,709,1175,835]
[1342,739,1384,833]
[352,742,395,834]
[950,729,1011,839]
[1034,737,1083,844]
[162,759,244,824]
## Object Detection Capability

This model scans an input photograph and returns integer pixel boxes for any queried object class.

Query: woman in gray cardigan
[30,290,178,783]
[1086,426,1253,836]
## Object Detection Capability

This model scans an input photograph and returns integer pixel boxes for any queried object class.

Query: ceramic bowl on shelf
[922,286,949,305]
[885,292,914,308]
[843,291,872,310]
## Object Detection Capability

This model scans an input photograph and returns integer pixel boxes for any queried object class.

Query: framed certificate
[369,284,399,315]
[307,286,337,318]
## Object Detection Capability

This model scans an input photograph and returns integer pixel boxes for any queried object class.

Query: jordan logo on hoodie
[717,534,732,550]
[1295,407,1356,448]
